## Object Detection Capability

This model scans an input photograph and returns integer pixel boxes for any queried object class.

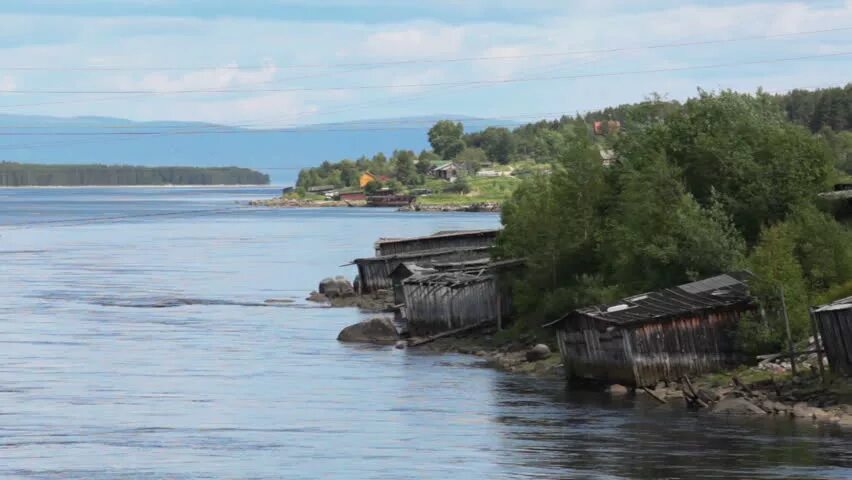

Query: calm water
[0,187,849,479]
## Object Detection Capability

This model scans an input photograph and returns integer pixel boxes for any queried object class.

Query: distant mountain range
[0,114,519,184]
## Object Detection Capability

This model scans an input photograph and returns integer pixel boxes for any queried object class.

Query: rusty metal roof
[546,272,754,327]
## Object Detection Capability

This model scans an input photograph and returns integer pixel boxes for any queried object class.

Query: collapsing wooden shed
[545,272,756,387]
[354,246,491,293]
[813,296,852,376]
[403,271,506,336]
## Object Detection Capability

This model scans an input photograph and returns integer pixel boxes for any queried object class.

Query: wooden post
[779,286,797,377]
[496,294,503,331]
[808,307,826,384]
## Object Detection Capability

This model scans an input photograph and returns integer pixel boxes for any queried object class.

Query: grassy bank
[415,176,519,206]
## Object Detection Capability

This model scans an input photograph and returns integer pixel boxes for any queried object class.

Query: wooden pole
[779,286,797,377]
[496,294,503,331]
[808,307,826,384]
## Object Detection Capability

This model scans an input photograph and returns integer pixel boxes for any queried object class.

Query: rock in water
[337,318,400,345]
[607,384,629,395]
[525,344,551,362]
[320,276,356,298]
[711,397,767,415]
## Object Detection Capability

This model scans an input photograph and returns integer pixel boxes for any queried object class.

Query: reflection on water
[0,187,849,479]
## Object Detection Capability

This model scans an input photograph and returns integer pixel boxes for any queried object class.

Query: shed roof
[545,272,753,327]
[815,296,852,313]
[375,229,500,248]
[352,245,492,265]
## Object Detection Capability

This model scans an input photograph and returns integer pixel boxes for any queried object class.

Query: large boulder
[525,344,551,362]
[711,397,767,415]
[337,318,400,345]
[319,276,355,298]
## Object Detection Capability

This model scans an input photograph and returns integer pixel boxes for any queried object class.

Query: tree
[428,120,465,159]
[454,148,486,174]
[417,150,440,174]
[364,180,383,195]
[616,90,835,244]
[391,149,417,185]
[479,127,516,164]
[603,156,745,292]
[443,176,471,194]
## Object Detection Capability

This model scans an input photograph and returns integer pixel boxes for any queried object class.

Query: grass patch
[417,176,520,206]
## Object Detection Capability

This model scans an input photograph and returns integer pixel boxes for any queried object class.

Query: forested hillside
[0,163,269,186]
[295,85,852,193]
[497,89,851,356]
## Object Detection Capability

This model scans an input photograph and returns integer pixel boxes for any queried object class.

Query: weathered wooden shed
[374,229,500,256]
[402,259,524,336]
[813,296,852,376]
[389,263,434,305]
[545,273,755,387]
[354,246,492,293]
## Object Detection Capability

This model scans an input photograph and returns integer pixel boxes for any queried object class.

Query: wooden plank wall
[405,278,500,336]
[815,309,852,376]
[555,309,744,387]
[628,311,740,387]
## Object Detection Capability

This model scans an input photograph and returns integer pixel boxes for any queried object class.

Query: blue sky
[0,0,850,127]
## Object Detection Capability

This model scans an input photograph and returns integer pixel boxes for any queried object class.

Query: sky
[0,0,850,127]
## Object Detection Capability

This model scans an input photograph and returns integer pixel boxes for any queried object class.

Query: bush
[443,176,471,194]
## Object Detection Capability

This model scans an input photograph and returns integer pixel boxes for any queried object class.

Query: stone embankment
[399,202,501,213]
[248,197,364,208]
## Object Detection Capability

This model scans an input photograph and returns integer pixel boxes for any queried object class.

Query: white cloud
[115,63,278,93]
[363,25,465,58]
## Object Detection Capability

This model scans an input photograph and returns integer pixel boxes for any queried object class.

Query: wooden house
[813,296,852,376]
[359,171,391,188]
[353,246,492,292]
[374,229,500,257]
[432,162,461,181]
[338,191,366,202]
[545,273,755,387]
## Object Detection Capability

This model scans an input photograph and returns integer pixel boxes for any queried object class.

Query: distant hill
[0,162,269,186]
[0,114,518,184]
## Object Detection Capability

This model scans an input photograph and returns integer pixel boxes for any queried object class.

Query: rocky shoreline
[310,279,852,428]
[247,195,501,212]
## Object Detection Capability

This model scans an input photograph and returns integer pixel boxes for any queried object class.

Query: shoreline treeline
[0,162,270,186]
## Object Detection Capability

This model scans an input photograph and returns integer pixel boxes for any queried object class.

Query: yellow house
[359,172,377,188]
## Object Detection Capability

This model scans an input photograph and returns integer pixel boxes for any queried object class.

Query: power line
[1,25,850,72]
[3,51,849,95]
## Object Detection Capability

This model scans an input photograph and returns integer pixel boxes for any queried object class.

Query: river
[0,187,849,479]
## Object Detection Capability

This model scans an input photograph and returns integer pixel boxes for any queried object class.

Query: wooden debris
[407,321,492,347]
[642,387,668,404]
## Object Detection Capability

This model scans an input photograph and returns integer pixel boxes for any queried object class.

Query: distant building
[338,191,366,202]
[359,171,391,188]
[593,120,621,135]
[546,272,756,387]
[432,162,461,181]
[599,148,616,167]
[307,185,336,193]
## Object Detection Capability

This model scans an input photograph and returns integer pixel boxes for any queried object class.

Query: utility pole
[779,286,797,377]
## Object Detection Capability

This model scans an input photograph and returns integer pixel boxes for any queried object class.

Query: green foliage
[0,162,269,186]
[416,150,439,174]
[443,176,471,194]
[779,84,852,132]
[603,156,745,292]
[364,180,383,195]
[391,149,417,185]
[498,90,851,349]
[428,120,465,159]
[616,90,834,244]
[477,127,516,164]
[454,147,486,174]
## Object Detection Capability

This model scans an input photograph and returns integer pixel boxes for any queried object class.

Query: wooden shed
[354,246,492,293]
[545,273,755,387]
[374,229,500,256]
[813,296,852,376]
[401,259,523,336]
